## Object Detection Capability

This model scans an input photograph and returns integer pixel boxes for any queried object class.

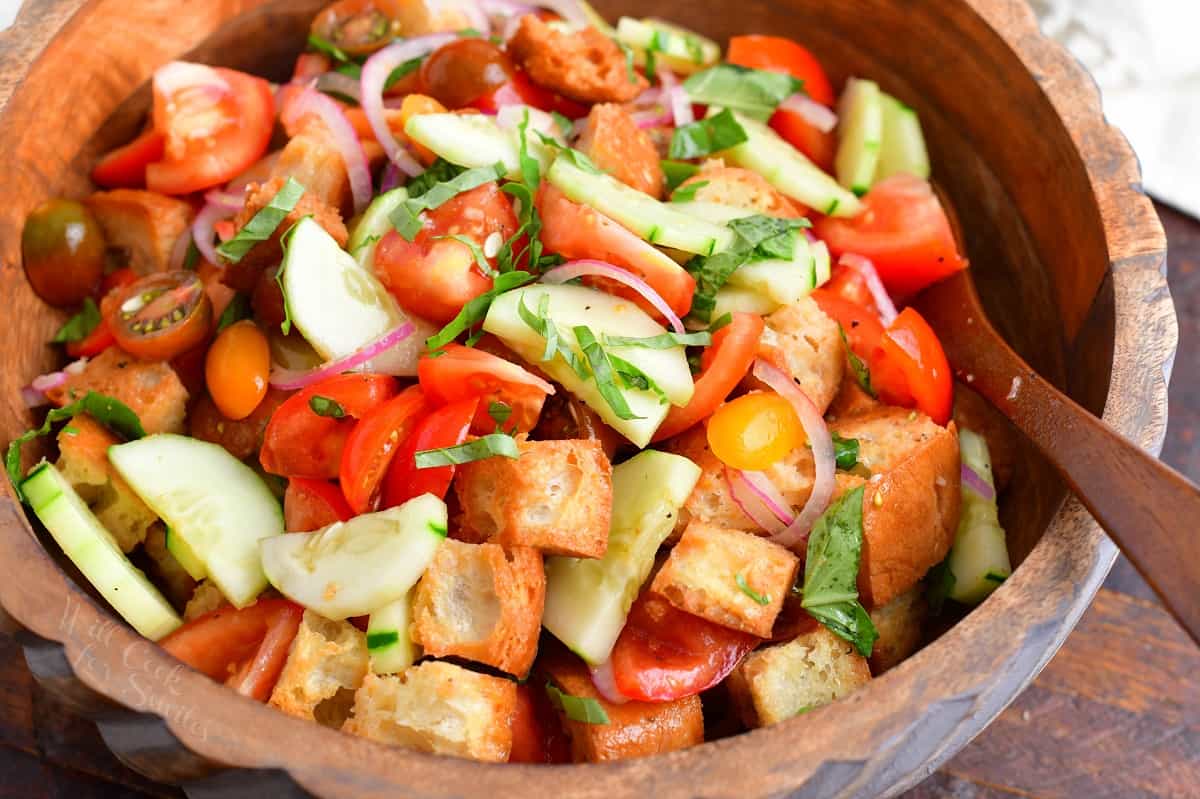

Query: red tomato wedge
[161,599,303,701]
[417,344,554,434]
[877,308,953,425]
[260,374,398,479]
[65,318,116,358]
[339,385,429,514]
[146,66,275,195]
[727,35,835,106]
[820,262,880,316]
[91,129,166,189]
[810,289,886,359]
[381,397,477,509]
[537,184,696,320]
[813,175,967,301]
[610,593,758,702]
[284,477,354,532]
[769,108,836,173]
[652,312,765,442]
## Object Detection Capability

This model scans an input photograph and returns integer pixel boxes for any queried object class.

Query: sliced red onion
[20,385,47,408]
[780,93,838,134]
[725,467,790,534]
[541,260,685,334]
[589,660,629,705]
[631,86,662,109]
[362,35,457,177]
[839,253,898,325]
[961,463,996,502]
[269,321,416,391]
[379,162,403,194]
[153,61,229,101]
[658,69,694,128]
[535,0,588,26]
[315,71,362,103]
[192,195,238,266]
[752,359,836,550]
[167,228,192,271]
[281,87,372,214]
[21,371,68,408]
[631,107,672,129]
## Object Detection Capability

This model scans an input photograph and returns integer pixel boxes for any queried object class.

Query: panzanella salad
[10,0,1014,764]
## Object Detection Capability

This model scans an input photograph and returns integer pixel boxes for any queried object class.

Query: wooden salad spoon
[913,268,1200,646]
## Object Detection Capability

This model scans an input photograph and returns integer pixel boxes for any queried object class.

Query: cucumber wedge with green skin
[813,239,832,287]
[946,429,1012,604]
[547,157,735,255]
[348,187,407,271]
[719,111,862,217]
[405,109,563,180]
[835,78,885,196]
[542,450,701,664]
[711,285,780,319]
[483,284,695,447]
[366,591,418,674]
[109,435,284,608]
[22,463,182,640]
[727,234,815,305]
[165,526,205,581]
[261,494,446,619]
[615,17,720,75]
[875,94,931,181]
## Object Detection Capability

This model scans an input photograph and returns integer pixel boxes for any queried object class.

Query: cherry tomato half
[339,385,429,514]
[284,477,354,532]
[381,397,477,509]
[22,199,107,308]
[417,344,552,434]
[107,271,213,361]
[707,391,804,471]
[205,320,271,421]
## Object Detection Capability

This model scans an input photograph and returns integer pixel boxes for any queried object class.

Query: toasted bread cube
[541,652,703,762]
[272,127,350,212]
[49,347,189,435]
[85,189,193,274]
[142,523,196,608]
[651,522,798,637]
[55,415,157,552]
[183,581,226,621]
[343,662,516,762]
[412,539,545,678]
[679,164,805,217]
[454,438,612,557]
[868,587,926,674]
[269,611,369,728]
[508,15,647,104]
[748,296,844,414]
[727,626,872,727]
[576,104,665,197]
[826,370,881,421]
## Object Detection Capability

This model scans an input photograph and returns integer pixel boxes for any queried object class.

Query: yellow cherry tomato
[205,320,270,421]
[706,391,804,471]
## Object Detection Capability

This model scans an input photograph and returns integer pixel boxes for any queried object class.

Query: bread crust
[269,610,369,728]
[85,189,193,274]
[508,16,648,104]
[48,347,189,435]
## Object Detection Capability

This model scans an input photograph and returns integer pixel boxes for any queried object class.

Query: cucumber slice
[875,93,931,181]
[835,78,885,196]
[108,435,284,608]
[542,450,701,664]
[483,284,695,447]
[719,111,862,217]
[727,235,815,305]
[711,285,780,319]
[615,17,720,75]
[348,187,407,271]
[261,494,446,619]
[547,157,735,255]
[670,200,755,226]
[22,463,181,640]
[812,240,832,288]
[281,217,426,377]
[164,526,205,581]
[406,113,520,175]
[366,591,418,674]
[946,429,1012,604]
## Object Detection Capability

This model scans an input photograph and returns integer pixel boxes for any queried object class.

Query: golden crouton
[749,296,844,414]
[269,611,369,728]
[576,104,665,198]
[540,651,703,762]
[454,438,612,558]
[272,124,351,211]
[508,16,648,104]
[868,587,926,674]
[412,540,545,678]
[343,662,516,763]
[49,347,189,435]
[142,523,196,608]
[183,581,226,621]
[826,371,881,421]
[678,165,805,218]
[55,415,157,552]
[85,189,193,274]
[651,522,798,637]
[726,626,872,727]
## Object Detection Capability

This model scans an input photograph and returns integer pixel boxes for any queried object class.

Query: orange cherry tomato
[205,320,271,421]
[727,35,835,106]
[417,344,552,434]
[381,397,477,509]
[706,392,804,471]
[652,312,765,442]
[339,385,429,514]
[107,271,213,361]
[91,129,166,189]
[284,477,354,532]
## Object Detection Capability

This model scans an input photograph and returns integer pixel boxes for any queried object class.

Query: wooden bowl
[0,0,1176,796]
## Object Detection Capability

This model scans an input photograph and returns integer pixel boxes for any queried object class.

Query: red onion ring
[541,260,685,334]
[379,162,403,194]
[839,253,898,325]
[589,660,629,704]
[780,93,838,134]
[21,371,68,408]
[631,107,672,129]
[752,359,836,549]
[281,87,372,214]
[631,86,662,109]
[725,467,790,534]
[192,191,242,266]
[961,463,996,502]
[658,69,694,128]
[153,61,229,102]
[361,35,457,177]
[269,321,416,391]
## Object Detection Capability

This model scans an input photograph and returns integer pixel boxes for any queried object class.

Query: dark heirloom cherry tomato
[381,396,477,509]
[340,386,429,514]
[312,0,403,56]
[419,38,515,109]
[21,199,107,307]
[106,271,212,361]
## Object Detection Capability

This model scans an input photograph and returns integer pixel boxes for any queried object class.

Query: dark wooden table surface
[1,203,1196,798]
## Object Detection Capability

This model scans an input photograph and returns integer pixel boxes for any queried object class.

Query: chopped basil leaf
[463,327,486,347]
[661,160,701,193]
[670,179,709,203]
[309,395,346,419]
[516,109,541,188]
[832,433,860,471]
[643,47,657,82]
[407,158,465,197]
[838,325,876,397]
[984,571,1009,584]
[707,312,734,334]
[6,391,145,498]
[391,162,507,241]
[550,110,573,137]
[426,270,537,351]
[545,683,610,724]
[683,34,705,64]
[609,353,668,404]
[797,485,878,656]
[727,214,811,260]
[307,33,350,64]
[216,293,252,333]
[557,147,603,174]
[335,61,362,79]
[458,27,483,37]
[433,234,495,278]
[182,238,200,270]
[603,330,712,349]
[574,325,642,421]
[925,559,956,616]
[51,297,101,344]
[736,573,771,605]
[616,40,637,85]
[669,108,748,160]
[518,294,586,376]
[366,631,399,650]
[682,64,804,121]
[62,426,79,436]
[685,216,807,321]
[216,177,306,263]
[488,401,512,431]
[498,181,544,272]
[414,433,520,467]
